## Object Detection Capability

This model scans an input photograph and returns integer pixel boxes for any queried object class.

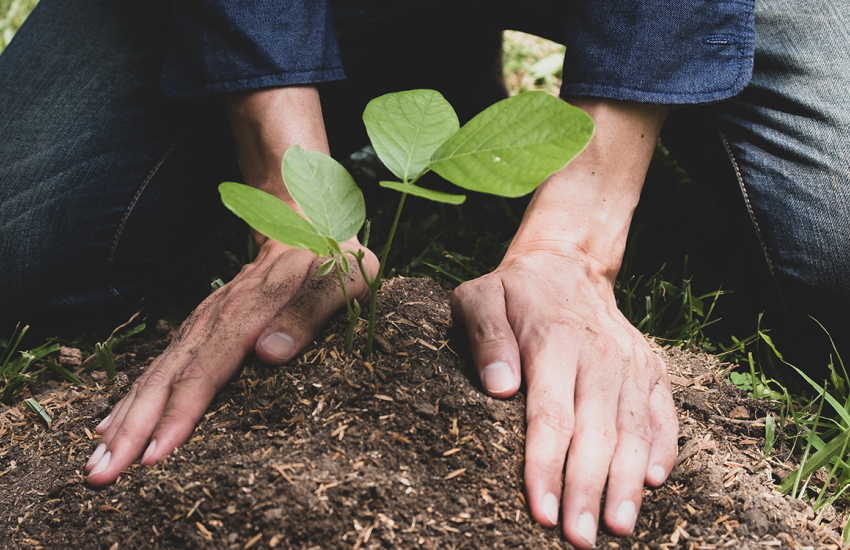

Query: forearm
[225,85,329,211]
[509,98,668,282]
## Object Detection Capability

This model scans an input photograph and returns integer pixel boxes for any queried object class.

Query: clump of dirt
[1,278,847,549]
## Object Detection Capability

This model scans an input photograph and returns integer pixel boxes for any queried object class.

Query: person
[1,1,847,549]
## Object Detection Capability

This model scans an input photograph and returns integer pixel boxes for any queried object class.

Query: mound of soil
[1,278,847,549]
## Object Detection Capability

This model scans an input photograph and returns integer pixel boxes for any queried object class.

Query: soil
[1,278,847,550]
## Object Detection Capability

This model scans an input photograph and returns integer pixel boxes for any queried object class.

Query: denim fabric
[0,0,240,334]
[163,0,345,99]
[662,0,850,361]
[159,0,754,104]
[560,0,755,104]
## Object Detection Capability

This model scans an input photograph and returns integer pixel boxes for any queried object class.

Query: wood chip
[243,533,263,549]
[443,448,461,456]
[445,468,466,480]
[374,395,394,402]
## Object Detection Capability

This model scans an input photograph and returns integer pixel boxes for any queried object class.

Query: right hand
[85,238,378,486]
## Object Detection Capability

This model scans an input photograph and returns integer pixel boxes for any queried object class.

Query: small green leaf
[219,182,328,256]
[282,146,366,243]
[95,343,117,380]
[340,253,350,275]
[318,258,335,277]
[764,415,776,457]
[430,91,594,197]
[379,181,466,205]
[24,398,52,425]
[364,90,459,182]
[211,278,225,291]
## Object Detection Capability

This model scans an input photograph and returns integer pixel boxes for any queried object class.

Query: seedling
[220,89,594,355]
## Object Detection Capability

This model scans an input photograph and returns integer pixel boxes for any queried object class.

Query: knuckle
[172,360,209,385]
[532,409,576,439]
[133,368,172,392]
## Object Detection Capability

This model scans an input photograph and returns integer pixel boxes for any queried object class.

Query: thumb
[451,276,522,397]
[255,264,354,365]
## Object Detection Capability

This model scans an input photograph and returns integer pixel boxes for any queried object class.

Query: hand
[452,245,678,549]
[85,238,378,486]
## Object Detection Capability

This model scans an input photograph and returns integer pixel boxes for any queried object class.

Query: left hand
[452,245,678,549]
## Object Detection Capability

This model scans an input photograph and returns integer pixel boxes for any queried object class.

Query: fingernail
[86,443,106,472]
[616,500,637,532]
[542,492,559,525]
[259,332,295,361]
[482,362,514,394]
[650,464,666,484]
[95,414,111,431]
[89,451,111,477]
[142,439,157,464]
[576,512,597,547]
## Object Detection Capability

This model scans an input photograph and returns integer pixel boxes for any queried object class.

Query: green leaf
[764,415,776,457]
[95,343,116,380]
[219,182,328,256]
[364,90,459,182]
[318,257,335,277]
[24,398,52,425]
[379,181,466,205]
[340,253,350,275]
[430,91,594,198]
[281,146,366,242]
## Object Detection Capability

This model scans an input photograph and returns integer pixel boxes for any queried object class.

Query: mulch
[1,278,847,549]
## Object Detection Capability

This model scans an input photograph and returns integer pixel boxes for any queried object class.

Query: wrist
[505,98,668,282]
[225,85,329,206]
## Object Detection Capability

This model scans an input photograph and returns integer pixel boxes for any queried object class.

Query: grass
[0,0,37,53]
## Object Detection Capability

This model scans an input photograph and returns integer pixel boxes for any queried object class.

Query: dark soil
[1,278,847,549]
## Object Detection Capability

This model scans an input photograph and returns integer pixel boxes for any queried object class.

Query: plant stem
[365,193,408,356]
[334,259,357,354]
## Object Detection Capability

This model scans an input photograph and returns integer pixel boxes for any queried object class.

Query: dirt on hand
[1,278,846,549]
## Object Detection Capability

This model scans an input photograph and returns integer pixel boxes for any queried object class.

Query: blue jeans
[1,0,848,360]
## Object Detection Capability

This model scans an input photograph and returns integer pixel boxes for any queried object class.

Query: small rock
[728,405,750,419]
[735,523,749,537]
[486,401,508,422]
[413,401,435,416]
[91,371,107,381]
[742,507,770,537]
[58,346,82,367]
[155,319,171,335]
[374,334,393,355]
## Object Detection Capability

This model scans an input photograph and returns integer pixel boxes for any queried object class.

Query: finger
[255,263,356,365]
[601,371,653,536]
[141,348,242,467]
[86,363,178,485]
[522,341,580,530]
[560,367,620,549]
[645,369,678,487]
[451,277,521,397]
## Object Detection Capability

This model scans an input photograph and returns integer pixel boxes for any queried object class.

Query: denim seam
[718,130,789,313]
[105,141,180,299]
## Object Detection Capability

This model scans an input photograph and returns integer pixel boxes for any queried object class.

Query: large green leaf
[379,181,466,205]
[363,90,459,182]
[430,91,594,197]
[281,146,366,243]
[219,182,328,256]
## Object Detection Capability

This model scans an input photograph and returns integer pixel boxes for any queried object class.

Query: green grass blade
[779,412,847,494]
[764,415,776,457]
[95,343,117,380]
[23,398,52,426]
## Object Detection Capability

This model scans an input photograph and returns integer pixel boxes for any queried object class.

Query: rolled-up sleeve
[161,0,345,100]
[560,0,755,104]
